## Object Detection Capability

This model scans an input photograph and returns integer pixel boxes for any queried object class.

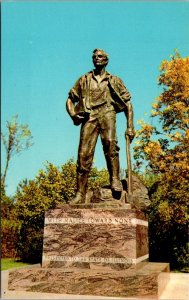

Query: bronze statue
[66,49,135,204]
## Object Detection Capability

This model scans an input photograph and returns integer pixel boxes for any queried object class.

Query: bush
[1,219,20,258]
[17,219,44,263]
[1,183,21,258]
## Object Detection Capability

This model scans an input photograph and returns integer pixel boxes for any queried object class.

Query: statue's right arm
[66,78,85,125]
[66,97,85,126]
[66,77,81,118]
[66,97,75,118]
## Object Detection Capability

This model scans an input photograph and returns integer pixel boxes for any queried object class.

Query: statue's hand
[125,128,135,142]
[72,114,85,126]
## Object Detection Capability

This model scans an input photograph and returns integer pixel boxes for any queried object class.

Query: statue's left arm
[111,76,135,142]
[124,101,135,142]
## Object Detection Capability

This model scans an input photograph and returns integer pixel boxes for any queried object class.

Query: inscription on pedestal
[43,254,149,264]
[45,216,148,226]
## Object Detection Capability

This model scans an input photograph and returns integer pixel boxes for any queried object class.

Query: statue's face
[92,51,108,67]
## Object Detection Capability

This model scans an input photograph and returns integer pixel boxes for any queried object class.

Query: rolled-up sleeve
[115,77,131,103]
[68,78,81,103]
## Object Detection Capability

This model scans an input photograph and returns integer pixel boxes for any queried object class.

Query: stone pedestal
[42,205,149,270]
[8,204,170,298]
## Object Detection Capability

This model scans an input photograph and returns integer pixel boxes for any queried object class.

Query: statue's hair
[92,49,109,60]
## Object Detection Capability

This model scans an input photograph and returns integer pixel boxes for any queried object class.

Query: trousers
[77,104,120,177]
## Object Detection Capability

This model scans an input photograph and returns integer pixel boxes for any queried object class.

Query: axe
[126,133,133,202]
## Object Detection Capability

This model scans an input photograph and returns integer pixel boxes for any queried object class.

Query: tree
[1,115,33,186]
[134,52,189,270]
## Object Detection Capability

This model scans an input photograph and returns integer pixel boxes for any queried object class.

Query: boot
[71,191,85,205]
[111,177,122,192]
[71,172,89,205]
[109,157,123,192]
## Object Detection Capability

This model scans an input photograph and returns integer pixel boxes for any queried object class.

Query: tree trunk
[2,153,10,186]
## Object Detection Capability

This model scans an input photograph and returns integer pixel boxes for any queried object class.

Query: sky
[2,1,189,196]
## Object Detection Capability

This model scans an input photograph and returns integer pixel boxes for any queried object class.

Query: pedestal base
[8,262,170,298]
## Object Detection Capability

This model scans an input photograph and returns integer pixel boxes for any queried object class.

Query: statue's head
[92,48,109,68]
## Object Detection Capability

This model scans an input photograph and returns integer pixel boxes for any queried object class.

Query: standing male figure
[66,49,135,204]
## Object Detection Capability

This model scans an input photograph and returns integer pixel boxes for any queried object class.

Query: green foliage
[1,115,33,186]
[88,166,109,190]
[1,115,33,156]
[15,160,109,263]
[134,52,189,270]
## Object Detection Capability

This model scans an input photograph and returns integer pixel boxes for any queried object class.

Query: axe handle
[126,135,133,195]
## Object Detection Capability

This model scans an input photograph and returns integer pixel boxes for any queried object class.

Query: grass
[1,258,30,270]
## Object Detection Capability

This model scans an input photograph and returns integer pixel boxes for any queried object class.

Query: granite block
[42,205,148,269]
[8,263,170,298]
